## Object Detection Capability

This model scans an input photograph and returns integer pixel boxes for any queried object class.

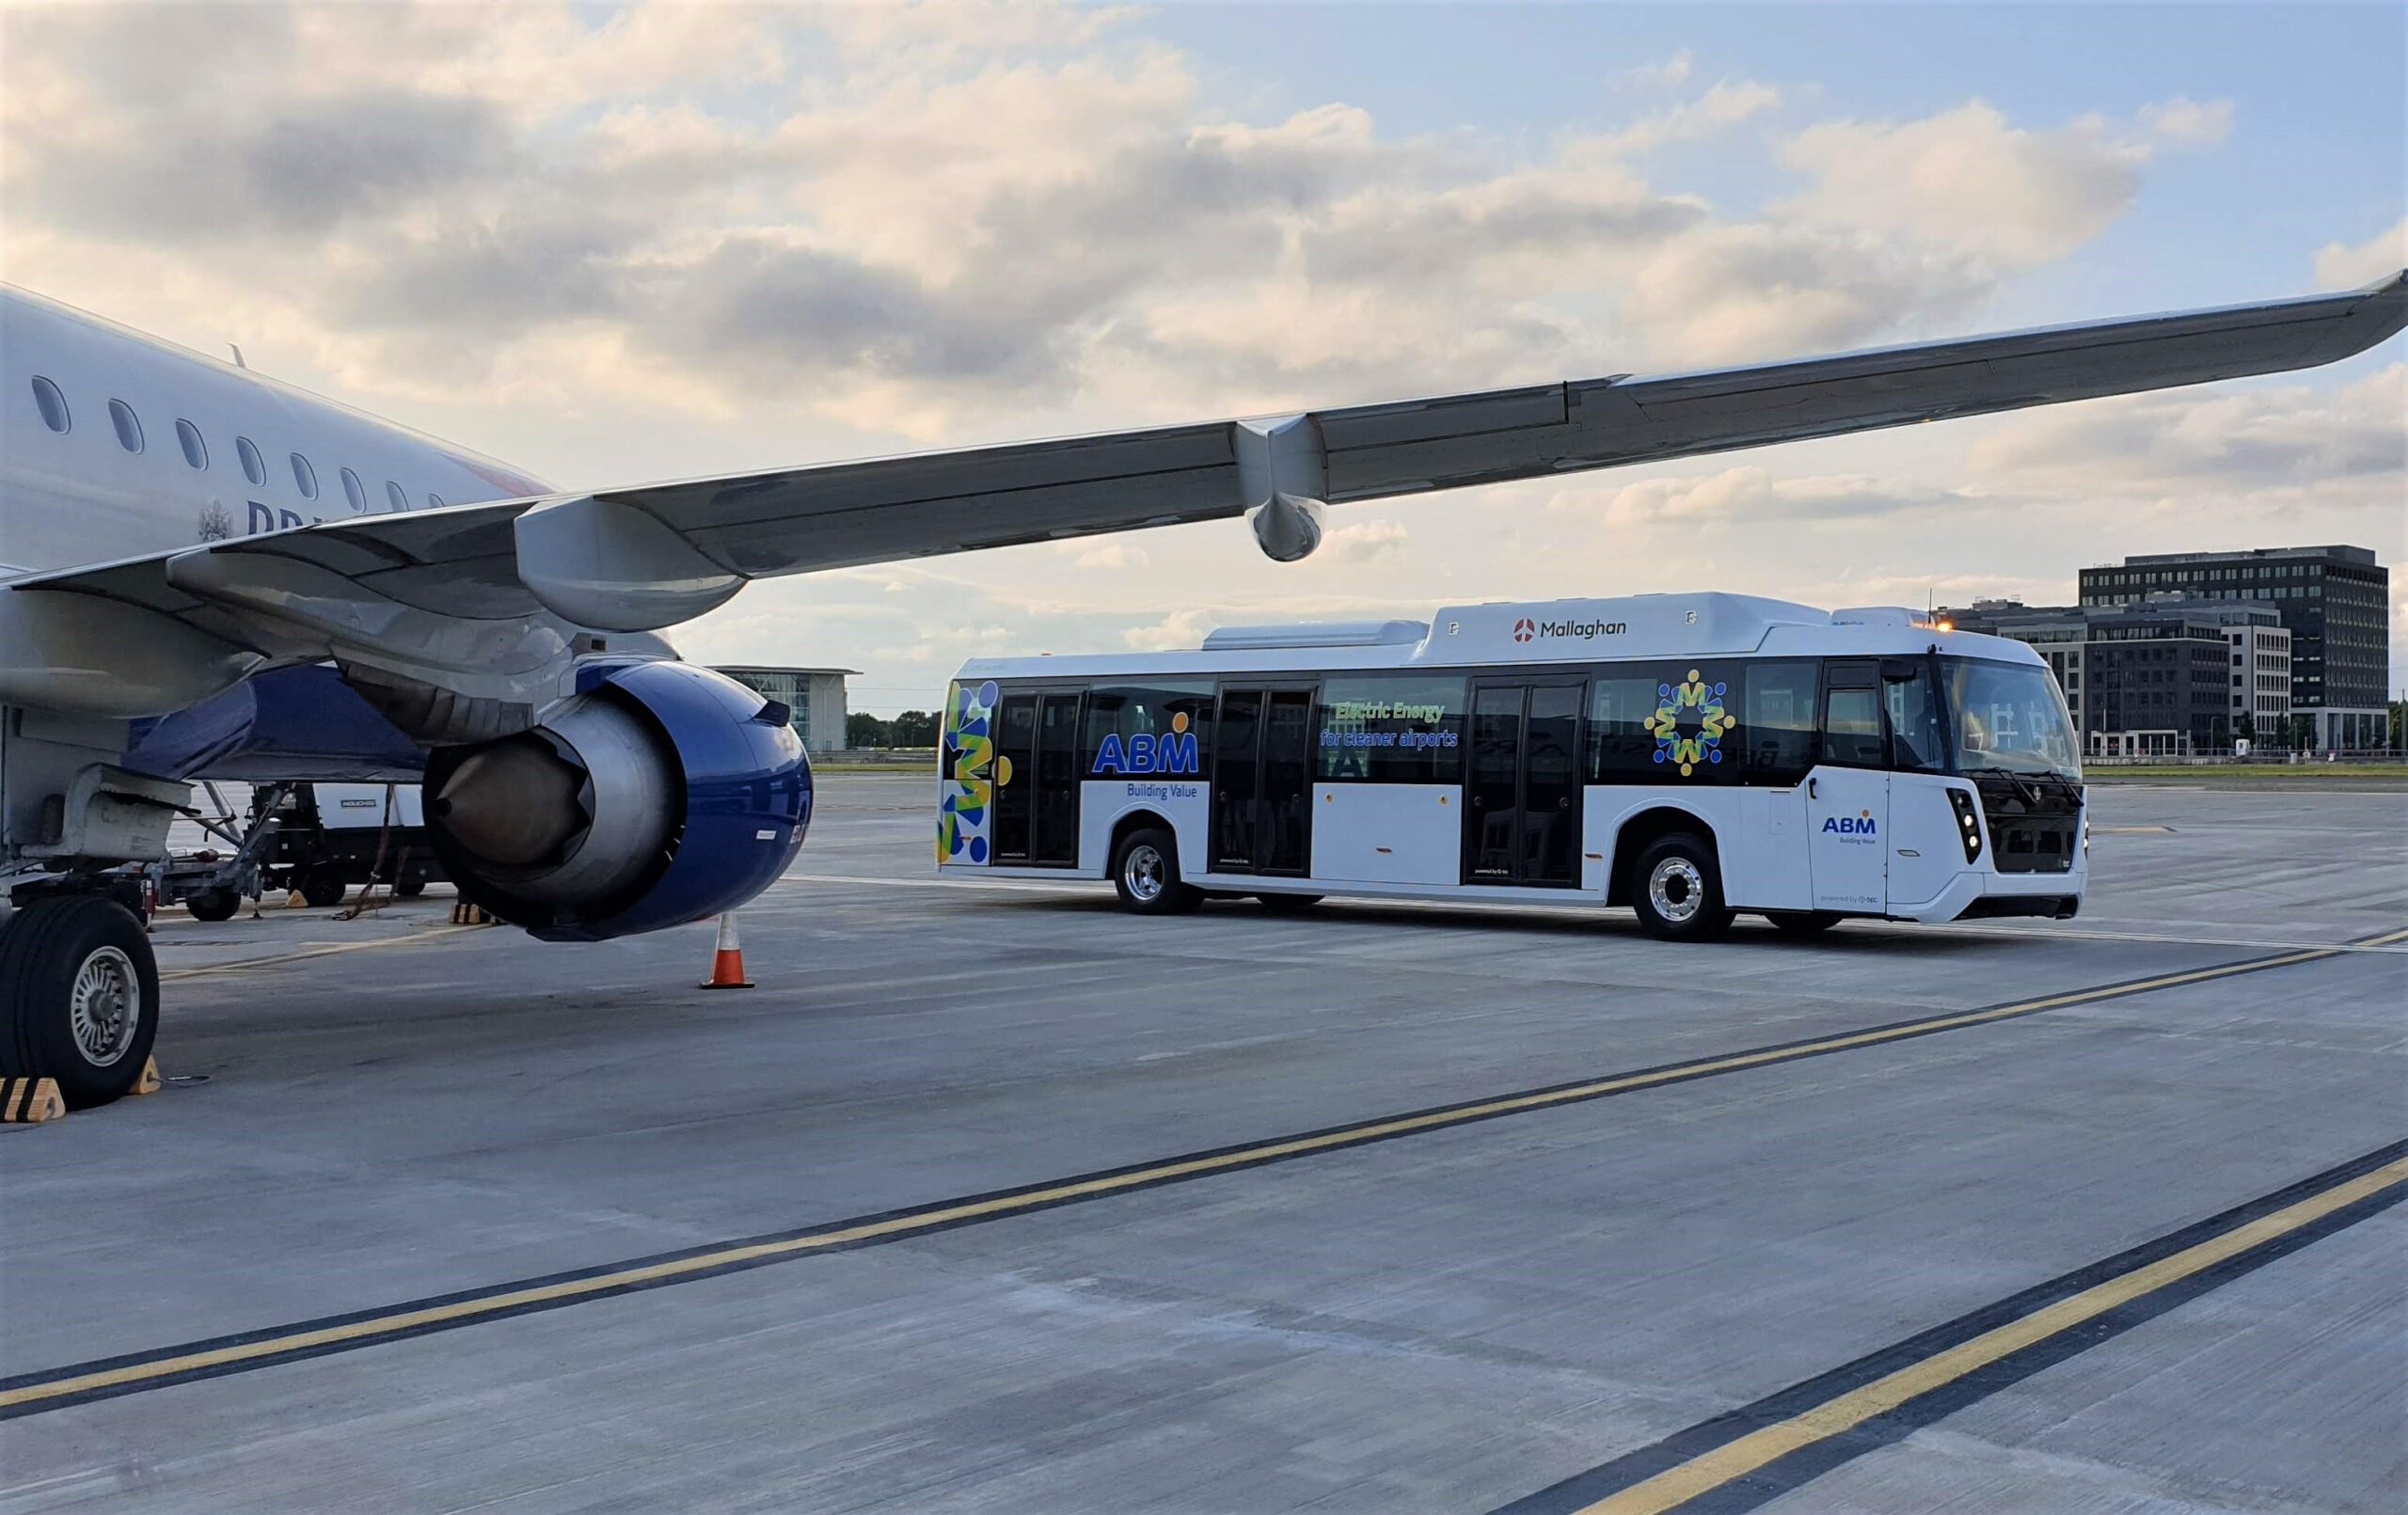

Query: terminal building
[1942,598,2291,757]
[709,665,858,753]
[2077,545,2389,750]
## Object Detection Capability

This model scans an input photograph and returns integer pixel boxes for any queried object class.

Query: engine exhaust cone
[435,738,585,867]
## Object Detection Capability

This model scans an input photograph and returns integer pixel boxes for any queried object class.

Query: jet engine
[422,661,810,941]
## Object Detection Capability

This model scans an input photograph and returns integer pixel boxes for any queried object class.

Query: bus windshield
[1943,657,2082,780]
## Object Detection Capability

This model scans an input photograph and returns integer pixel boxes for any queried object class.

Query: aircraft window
[30,375,71,433]
[237,435,265,486]
[386,481,409,513]
[426,492,445,509]
[340,466,368,513]
[108,399,144,453]
[175,418,208,470]
[291,452,318,499]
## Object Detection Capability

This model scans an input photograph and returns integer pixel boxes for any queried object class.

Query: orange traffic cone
[699,913,753,989]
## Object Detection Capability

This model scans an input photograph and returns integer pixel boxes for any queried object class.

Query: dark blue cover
[122,665,426,782]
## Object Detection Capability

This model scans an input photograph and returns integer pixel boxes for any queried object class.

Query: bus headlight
[1947,788,1984,863]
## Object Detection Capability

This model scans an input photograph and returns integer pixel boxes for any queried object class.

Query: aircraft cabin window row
[25,375,444,517]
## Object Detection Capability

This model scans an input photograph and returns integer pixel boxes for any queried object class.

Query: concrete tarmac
[2,778,2401,1513]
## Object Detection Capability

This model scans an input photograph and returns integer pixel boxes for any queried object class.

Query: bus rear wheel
[1765,910,1842,937]
[1630,833,1733,942]
[0,894,161,1109]
[1113,828,1200,915]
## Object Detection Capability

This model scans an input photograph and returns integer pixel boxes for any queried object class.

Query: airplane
[3,272,2402,1107]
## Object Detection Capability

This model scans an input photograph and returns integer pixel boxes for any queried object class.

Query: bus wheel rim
[70,945,143,1066]
[1649,859,1703,923]
[1125,844,1165,902]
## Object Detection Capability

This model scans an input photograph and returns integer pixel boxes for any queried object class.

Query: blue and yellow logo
[1093,711,1199,775]
[1645,669,1732,778]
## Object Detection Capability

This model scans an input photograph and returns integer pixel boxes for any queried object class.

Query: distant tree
[847,712,890,750]
[889,710,939,747]
[2235,713,2256,745]
[2286,713,2316,751]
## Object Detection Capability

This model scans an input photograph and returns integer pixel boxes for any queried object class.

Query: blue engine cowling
[421,661,810,942]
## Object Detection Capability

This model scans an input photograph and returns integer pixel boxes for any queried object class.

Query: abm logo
[1093,711,1200,775]
[1821,810,1877,836]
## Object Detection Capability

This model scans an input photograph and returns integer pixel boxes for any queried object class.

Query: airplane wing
[16,272,2404,666]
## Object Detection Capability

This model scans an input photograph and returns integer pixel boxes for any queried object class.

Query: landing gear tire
[1630,833,1733,942]
[0,894,161,1109]
[1765,910,1843,937]
[1112,828,1200,915]
[1256,892,1323,914]
[296,869,348,909]
[186,888,241,923]
[394,872,428,899]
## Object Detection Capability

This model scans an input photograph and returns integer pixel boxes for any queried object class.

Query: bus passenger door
[992,693,1038,863]
[993,690,1082,867]
[1210,686,1314,876]
[1211,689,1261,870]
[1033,692,1083,866]
[1808,664,1889,913]
[1464,679,1583,887]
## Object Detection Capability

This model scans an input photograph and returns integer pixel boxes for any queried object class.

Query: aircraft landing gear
[0,893,160,1109]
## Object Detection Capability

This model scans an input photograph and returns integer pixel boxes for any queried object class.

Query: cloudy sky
[4,0,2400,715]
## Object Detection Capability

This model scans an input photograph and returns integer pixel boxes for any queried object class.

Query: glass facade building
[2077,545,2388,748]
[710,666,859,752]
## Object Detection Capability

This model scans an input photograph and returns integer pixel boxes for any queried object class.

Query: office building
[711,665,859,752]
[2078,545,2388,748]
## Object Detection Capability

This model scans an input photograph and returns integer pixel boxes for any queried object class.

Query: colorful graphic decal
[938,680,1001,864]
[1644,668,1734,777]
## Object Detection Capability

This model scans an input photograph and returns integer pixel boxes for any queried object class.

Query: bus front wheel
[1631,834,1734,942]
[1113,829,1200,915]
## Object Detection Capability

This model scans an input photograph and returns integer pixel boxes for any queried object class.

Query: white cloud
[1121,608,1217,652]
[1320,518,1410,563]
[1558,466,1979,529]
[1600,77,1782,155]
[0,3,2204,446]
[1624,50,1695,89]
[1968,364,2406,512]
[2316,217,2407,290]
[2137,95,2233,148]
[1778,101,2185,267]
[1065,541,1149,570]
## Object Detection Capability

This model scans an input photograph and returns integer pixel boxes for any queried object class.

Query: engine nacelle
[422,661,810,942]
[1247,492,1327,562]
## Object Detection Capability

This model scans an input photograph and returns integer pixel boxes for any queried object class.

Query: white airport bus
[935,594,2085,939]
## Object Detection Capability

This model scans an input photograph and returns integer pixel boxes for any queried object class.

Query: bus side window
[1821,686,1886,767]
[1883,665,1948,772]
[1740,660,1816,783]
[1317,674,1465,784]
[1586,675,1659,781]
[1083,684,1213,776]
